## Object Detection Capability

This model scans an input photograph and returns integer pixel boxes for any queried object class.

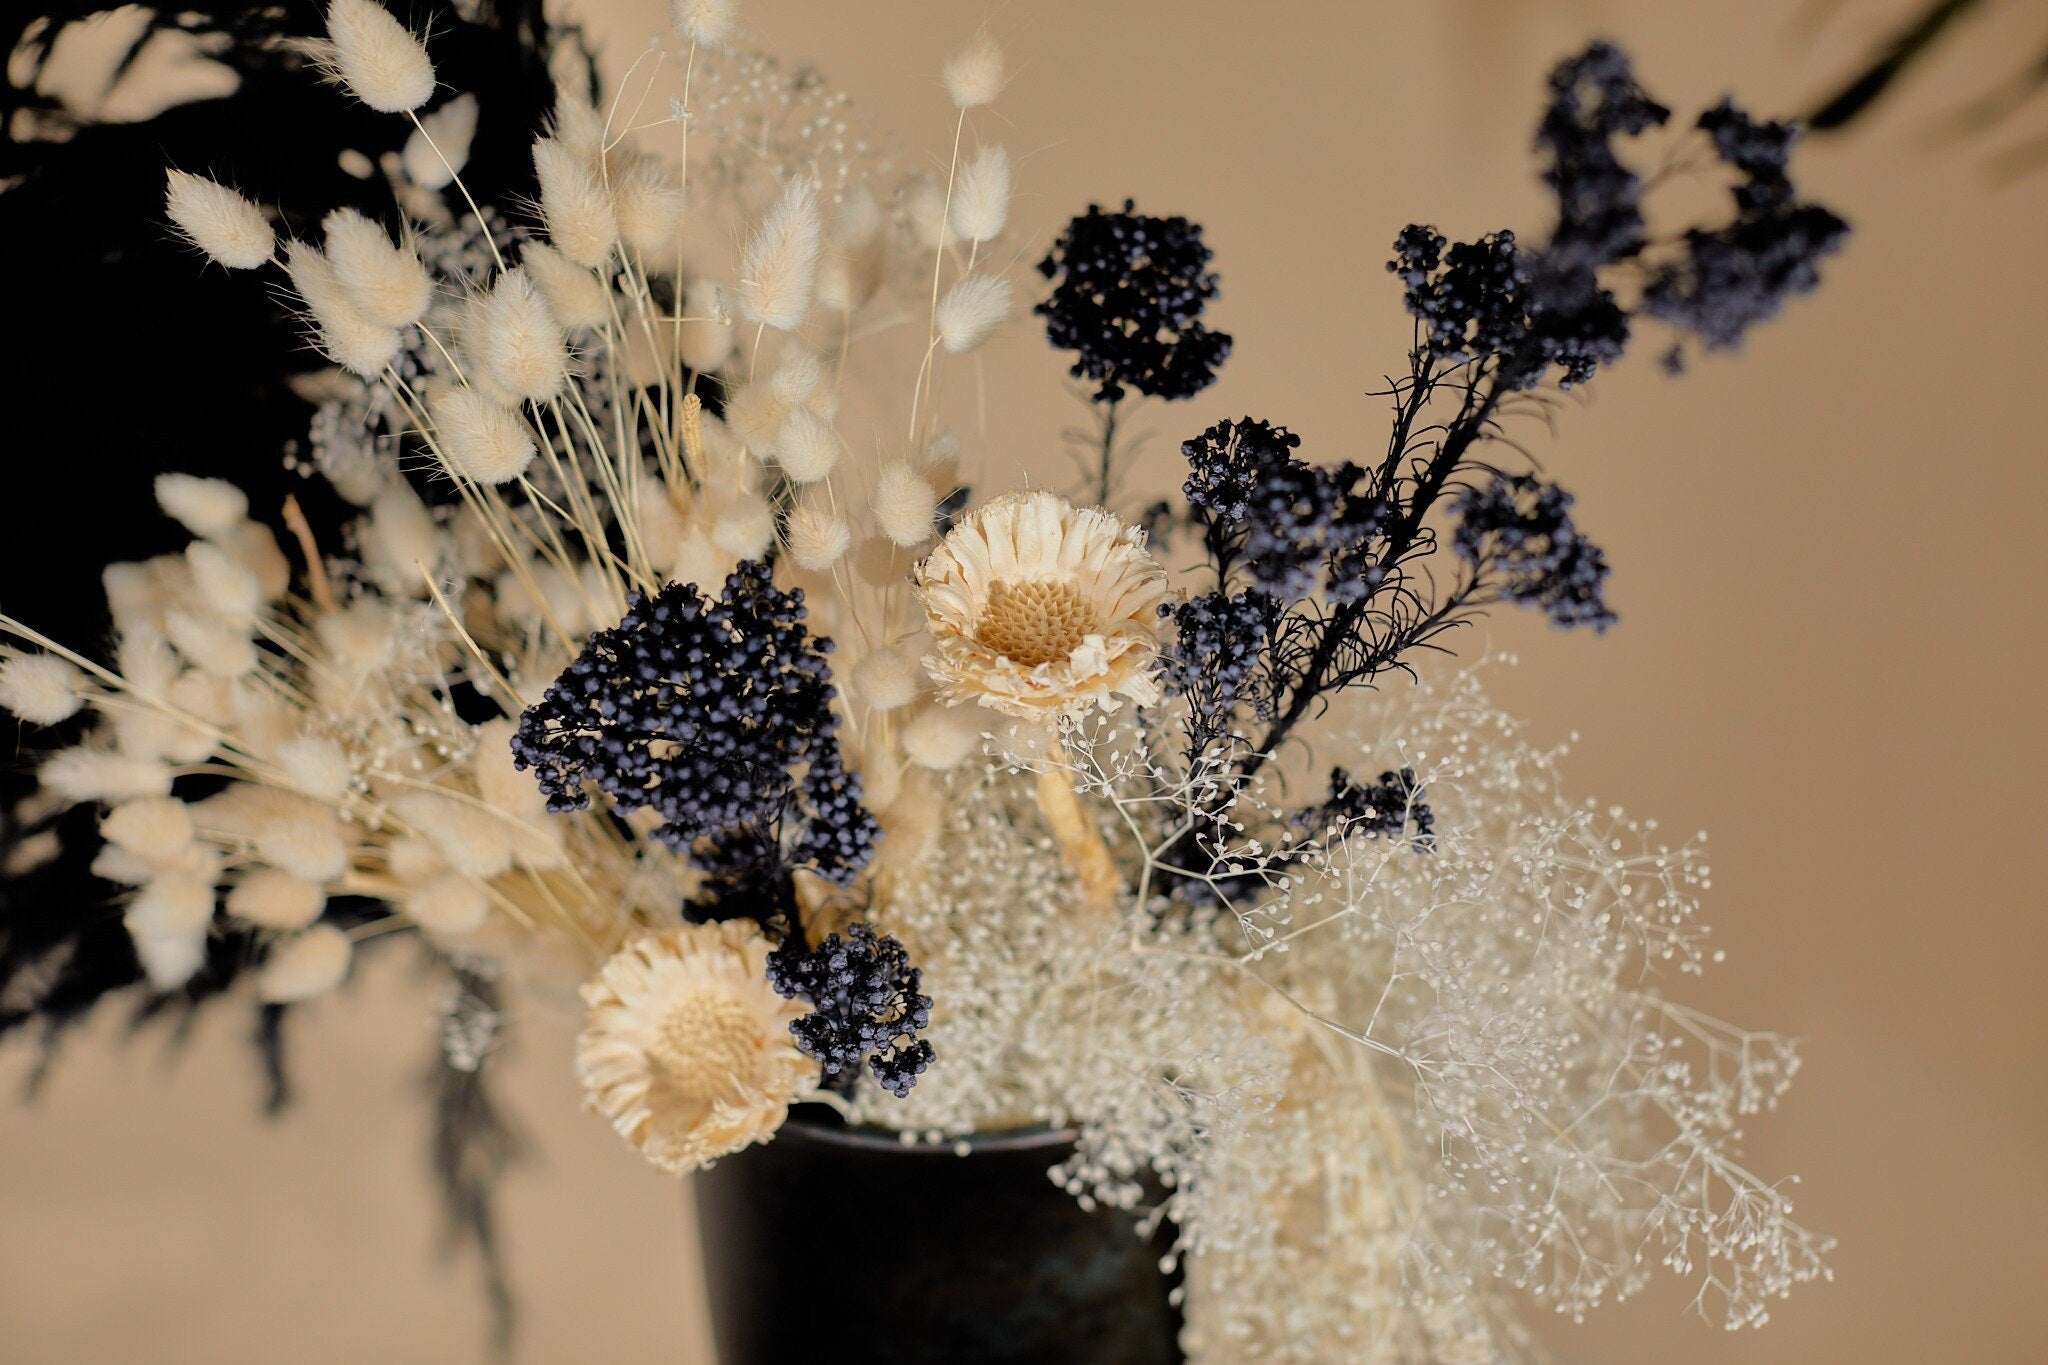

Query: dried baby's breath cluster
[842,664,1828,1354]
[2,4,1838,1358]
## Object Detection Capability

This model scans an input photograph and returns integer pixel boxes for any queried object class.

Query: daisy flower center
[647,988,764,1103]
[975,577,1096,667]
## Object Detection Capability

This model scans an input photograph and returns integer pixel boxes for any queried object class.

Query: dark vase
[693,1105,1184,1365]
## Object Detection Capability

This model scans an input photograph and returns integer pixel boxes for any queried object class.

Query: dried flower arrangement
[0,2,1847,1357]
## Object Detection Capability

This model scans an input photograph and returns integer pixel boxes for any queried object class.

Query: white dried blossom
[914,492,1169,720]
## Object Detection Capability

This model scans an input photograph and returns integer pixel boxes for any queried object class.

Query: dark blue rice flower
[766,923,934,1097]
[1454,475,1616,631]
[509,562,877,883]
[1036,200,1233,404]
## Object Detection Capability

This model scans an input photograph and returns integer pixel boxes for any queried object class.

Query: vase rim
[778,1105,1078,1155]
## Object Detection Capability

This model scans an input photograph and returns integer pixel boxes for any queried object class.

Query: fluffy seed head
[164,171,273,269]
[321,207,431,328]
[102,798,196,862]
[738,175,821,331]
[774,408,840,484]
[223,521,291,601]
[154,473,248,538]
[551,91,606,162]
[819,188,887,311]
[669,0,738,48]
[395,791,514,879]
[402,93,477,189]
[770,351,826,404]
[117,630,177,696]
[469,267,567,402]
[132,930,207,990]
[406,872,490,934]
[917,427,961,473]
[126,873,215,939]
[361,485,440,598]
[851,644,923,711]
[0,654,85,725]
[256,811,350,883]
[666,530,726,590]
[901,703,987,770]
[613,155,689,255]
[277,734,353,801]
[258,924,353,1003]
[43,748,171,802]
[724,383,785,452]
[165,609,257,679]
[872,460,938,547]
[677,278,734,372]
[786,502,851,572]
[908,174,956,250]
[532,135,617,269]
[284,240,401,377]
[324,0,435,113]
[228,869,326,930]
[712,494,777,560]
[521,240,611,330]
[937,273,1013,354]
[430,382,537,484]
[942,33,1007,109]
[949,144,1012,243]
[185,541,260,620]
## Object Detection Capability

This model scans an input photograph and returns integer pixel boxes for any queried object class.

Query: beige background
[6,1,2047,1360]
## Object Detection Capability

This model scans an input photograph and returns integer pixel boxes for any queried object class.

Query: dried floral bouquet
[0,1,1847,1358]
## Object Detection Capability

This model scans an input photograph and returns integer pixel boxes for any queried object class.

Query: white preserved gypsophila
[848,663,1829,1358]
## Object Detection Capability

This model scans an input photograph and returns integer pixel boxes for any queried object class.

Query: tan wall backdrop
[4,1,2045,1361]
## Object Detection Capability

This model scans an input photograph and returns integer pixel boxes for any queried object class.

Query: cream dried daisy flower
[576,922,815,1174]
[913,491,1168,719]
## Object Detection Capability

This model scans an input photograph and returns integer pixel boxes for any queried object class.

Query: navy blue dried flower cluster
[1182,418,1391,606]
[1166,588,1281,752]
[766,923,935,1097]
[1036,200,1233,405]
[1644,100,1851,352]
[509,564,877,885]
[1300,767,1436,847]
[1453,475,1615,631]
[1393,43,1845,391]
[1141,42,1843,893]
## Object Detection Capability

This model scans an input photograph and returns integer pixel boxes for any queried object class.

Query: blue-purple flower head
[510,562,878,885]
[1036,200,1232,404]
